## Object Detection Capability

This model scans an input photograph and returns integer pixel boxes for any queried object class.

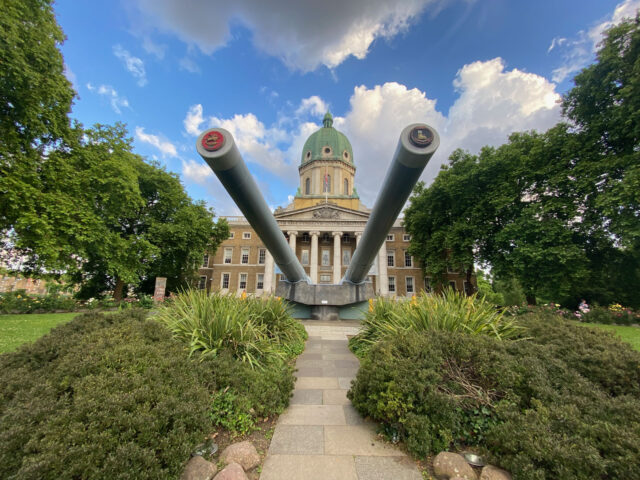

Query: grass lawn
[578,321,640,352]
[0,312,78,354]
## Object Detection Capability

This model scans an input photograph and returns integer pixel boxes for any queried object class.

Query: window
[239,273,248,290]
[221,273,230,289]
[448,280,457,291]
[341,234,351,244]
[229,232,235,239]
[404,251,413,267]
[342,249,351,266]
[386,234,394,241]
[301,250,309,266]
[321,249,330,266]
[344,178,349,195]
[243,232,251,239]
[320,274,331,282]
[321,233,331,243]
[256,274,264,290]
[305,177,311,195]
[198,276,207,290]
[387,251,395,267]
[388,276,396,293]
[202,254,209,267]
[241,248,249,264]
[403,234,411,242]
[224,247,233,264]
[406,277,414,294]
[258,248,266,264]
[301,233,310,243]
[323,174,331,192]
[424,277,432,292]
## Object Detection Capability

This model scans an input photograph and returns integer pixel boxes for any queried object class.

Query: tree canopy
[1,2,229,298]
[404,17,640,308]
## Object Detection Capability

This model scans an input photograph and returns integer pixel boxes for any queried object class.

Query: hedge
[0,310,295,480]
[348,312,640,479]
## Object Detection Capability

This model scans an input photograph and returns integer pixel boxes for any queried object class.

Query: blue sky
[56,0,639,215]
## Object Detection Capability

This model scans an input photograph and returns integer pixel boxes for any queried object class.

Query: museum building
[198,113,473,296]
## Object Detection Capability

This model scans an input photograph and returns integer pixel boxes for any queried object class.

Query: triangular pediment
[274,203,370,222]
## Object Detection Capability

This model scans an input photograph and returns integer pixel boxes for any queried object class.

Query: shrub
[348,314,640,479]
[350,290,519,357]
[0,310,296,480]
[0,289,78,313]
[582,304,640,325]
[156,290,306,369]
[514,312,640,397]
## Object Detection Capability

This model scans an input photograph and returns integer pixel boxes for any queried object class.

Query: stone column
[332,231,342,284]
[288,231,298,253]
[264,250,275,294]
[355,233,362,246]
[310,231,320,284]
[378,243,389,296]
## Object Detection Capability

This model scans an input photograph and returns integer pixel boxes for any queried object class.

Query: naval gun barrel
[343,123,439,285]
[196,128,309,284]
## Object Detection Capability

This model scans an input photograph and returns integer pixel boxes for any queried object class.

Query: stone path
[260,321,422,480]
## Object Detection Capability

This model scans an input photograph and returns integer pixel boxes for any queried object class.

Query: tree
[66,124,229,300]
[405,18,640,307]
[1,0,75,234]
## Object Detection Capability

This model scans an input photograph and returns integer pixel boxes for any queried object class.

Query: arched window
[305,177,311,195]
[323,174,331,193]
[344,178,349,195]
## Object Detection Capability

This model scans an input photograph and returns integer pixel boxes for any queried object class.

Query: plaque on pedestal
[153,277,167,302]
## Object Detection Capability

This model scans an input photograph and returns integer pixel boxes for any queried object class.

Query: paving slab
[296,366,323,376]
[290,389,323,405]
[355,456,423,480]
[338,376,356,389]
[296,359,339,369]
[324,425,405,456]
[343,404,365,425]
[260,454,357,480]
[279,405,347,425]
[298,352,323,361]
[323,353,356,360]
[323,389,350,405]
[323,366,359,377]
[295,376,339,389]
[268,425,324,455]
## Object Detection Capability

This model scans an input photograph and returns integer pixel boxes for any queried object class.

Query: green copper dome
[301,112,354,165]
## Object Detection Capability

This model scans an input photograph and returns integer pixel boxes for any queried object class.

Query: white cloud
[181,59,562,213]
[296,96,329,117]
[208,113,295,180]
[64,63,77,89]
[142,36,166,59]
[131,0,447,71]
[550,0,640,82]
[179,56,201,73]
[184,104,205,135]
[182,159,212,184]
[547,36,566,53]
[113,45,148,86]
[86,83,130,114]
[135,126,178,157]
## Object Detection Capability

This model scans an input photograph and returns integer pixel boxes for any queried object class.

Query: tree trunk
[526,294,537,306]
[113,277,125,301]
[465,267,475,296]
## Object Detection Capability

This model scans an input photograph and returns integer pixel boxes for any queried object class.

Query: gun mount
[196,123,439,320]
